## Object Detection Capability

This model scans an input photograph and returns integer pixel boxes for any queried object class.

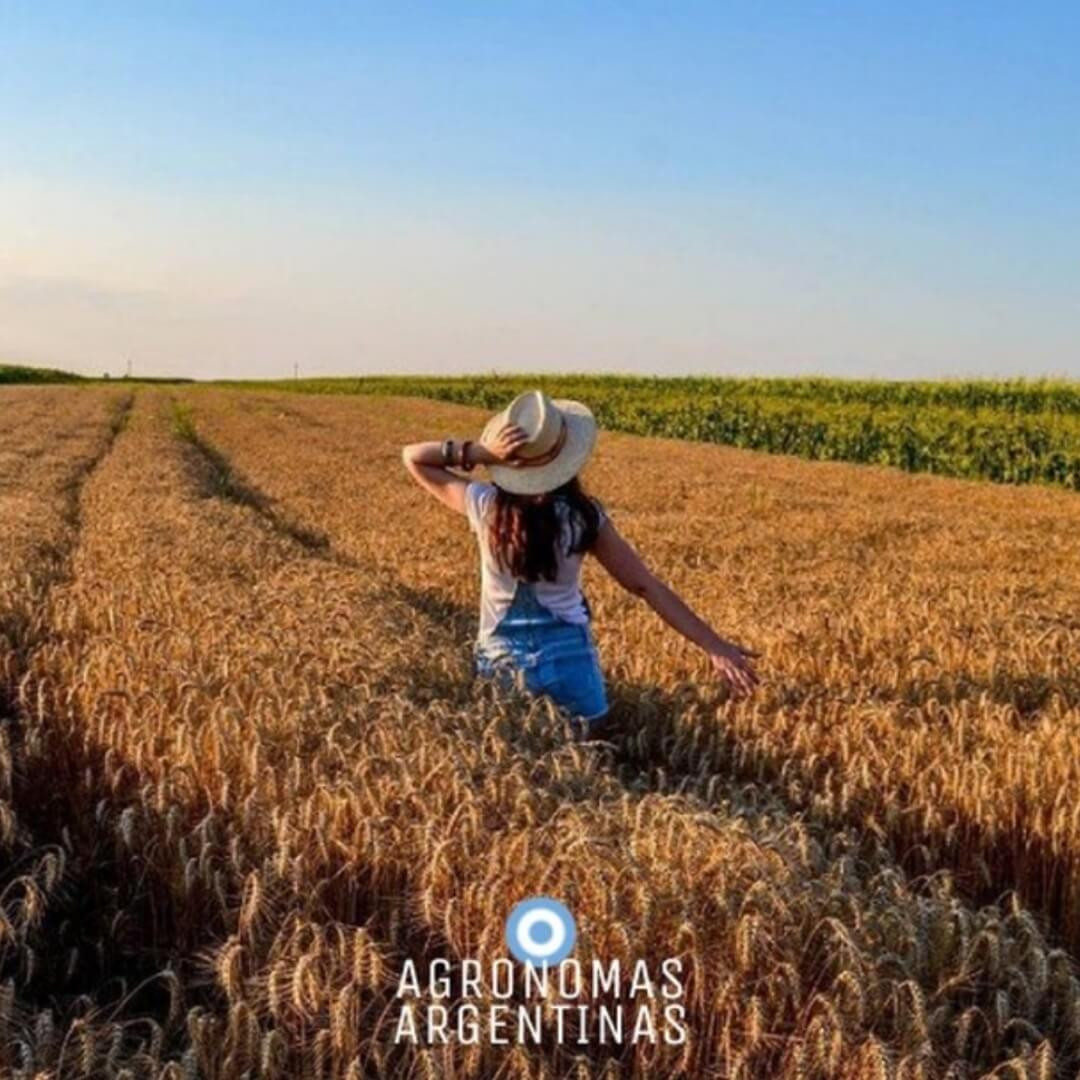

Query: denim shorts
[474,583,608,726]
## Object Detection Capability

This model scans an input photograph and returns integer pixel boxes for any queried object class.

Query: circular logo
[505,897,577,965]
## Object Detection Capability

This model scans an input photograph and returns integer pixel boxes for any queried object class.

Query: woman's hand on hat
[709,639,760,698]
[481,422,530,464]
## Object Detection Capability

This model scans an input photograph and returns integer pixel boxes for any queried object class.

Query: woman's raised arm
[590,519,759,696]
[401,424,529,513]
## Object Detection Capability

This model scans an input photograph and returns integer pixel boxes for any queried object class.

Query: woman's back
[464,480,600,642]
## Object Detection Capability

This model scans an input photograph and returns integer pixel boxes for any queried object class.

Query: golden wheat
[188,387,1080,948]
[1,384,1079,1078]
[0,386,141,1077]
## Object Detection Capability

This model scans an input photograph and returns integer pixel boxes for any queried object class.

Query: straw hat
[480,390,597,495]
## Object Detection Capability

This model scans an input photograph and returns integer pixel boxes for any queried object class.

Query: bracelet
[460,439,475,472]
[441,438,455,466]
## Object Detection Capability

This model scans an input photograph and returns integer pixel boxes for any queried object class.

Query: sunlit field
[2,383,1079,1078]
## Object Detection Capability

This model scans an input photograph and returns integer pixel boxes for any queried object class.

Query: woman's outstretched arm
[591,519,759,696]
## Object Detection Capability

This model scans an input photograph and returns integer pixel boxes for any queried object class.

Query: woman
[402,390,758,733]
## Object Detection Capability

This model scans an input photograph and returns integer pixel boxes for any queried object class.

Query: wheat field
[1,384,1079,1079]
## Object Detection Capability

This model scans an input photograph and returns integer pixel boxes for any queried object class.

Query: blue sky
[2,2,1078,379]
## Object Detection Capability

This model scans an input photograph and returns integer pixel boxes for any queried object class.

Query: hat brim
[484,399,597,495]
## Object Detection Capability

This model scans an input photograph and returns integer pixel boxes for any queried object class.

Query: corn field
[1,384,1079,1079]
[247,376,1080,490]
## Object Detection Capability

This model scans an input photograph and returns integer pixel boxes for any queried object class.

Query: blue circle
[505,897,577,966]
[530,920,553,944]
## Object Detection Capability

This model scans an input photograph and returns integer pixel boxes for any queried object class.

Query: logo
[392,895,687,1047]
[505,896,576,965]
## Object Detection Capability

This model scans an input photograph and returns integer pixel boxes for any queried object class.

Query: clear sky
[2,2,1078,380]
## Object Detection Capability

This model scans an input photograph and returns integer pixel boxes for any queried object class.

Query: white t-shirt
[464,481,604,642]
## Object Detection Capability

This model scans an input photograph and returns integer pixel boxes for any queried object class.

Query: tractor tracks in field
[172,398,335,555]
[6,390,375,1074]
[1,389,133,726]
[0,391,149,1032]
[171,397,476,631]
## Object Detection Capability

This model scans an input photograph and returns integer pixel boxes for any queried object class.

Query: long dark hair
[489,477,602,582]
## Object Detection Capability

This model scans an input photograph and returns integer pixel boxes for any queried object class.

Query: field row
[0,387,134,1077]
[249,376,1080,489]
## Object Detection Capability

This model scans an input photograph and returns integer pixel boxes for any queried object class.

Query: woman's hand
[709,639,759,697]
[479,422,530,464]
